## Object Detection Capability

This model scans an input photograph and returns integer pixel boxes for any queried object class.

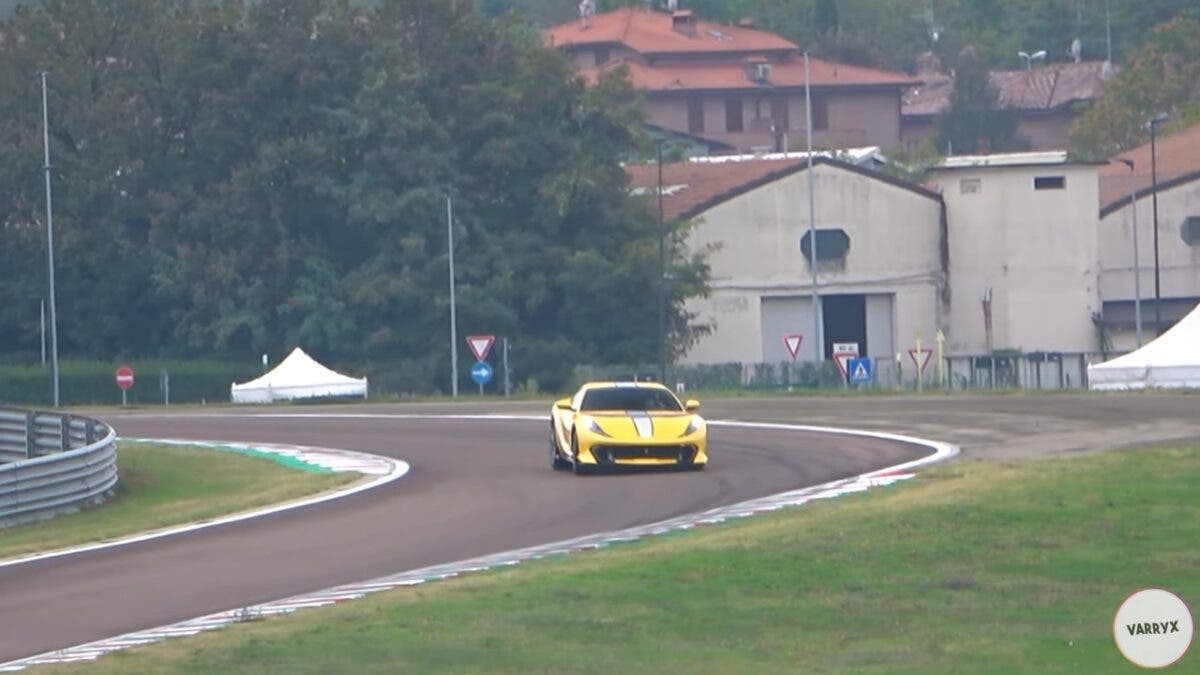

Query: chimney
[672,10,697,37]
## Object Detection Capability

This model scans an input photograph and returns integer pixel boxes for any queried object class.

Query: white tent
[1088,302,1200,391]
[231,347,368,403]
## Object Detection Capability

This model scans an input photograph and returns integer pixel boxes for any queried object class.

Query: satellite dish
[1070,38,1082,63]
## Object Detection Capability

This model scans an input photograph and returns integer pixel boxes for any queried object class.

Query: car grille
[591,444,698,464]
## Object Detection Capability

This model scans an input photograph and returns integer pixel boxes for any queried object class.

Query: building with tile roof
[901,59,1115,151]
[1098,121,1200,350]
[546,6,916,154]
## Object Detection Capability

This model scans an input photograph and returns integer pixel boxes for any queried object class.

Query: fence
[576,351,1112,392]
[0,407,118,528]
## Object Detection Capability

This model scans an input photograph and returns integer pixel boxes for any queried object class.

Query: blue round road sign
[471,360,493,385]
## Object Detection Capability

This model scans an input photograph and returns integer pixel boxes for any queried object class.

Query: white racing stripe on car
[0,416,956,672]
[629,412,653,438]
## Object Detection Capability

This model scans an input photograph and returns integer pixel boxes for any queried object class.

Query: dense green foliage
[0,0,710,394]
[1070,14,1200,158]
[0,360,261,406]
[935,46,1022,154]
[506,0,1197,73]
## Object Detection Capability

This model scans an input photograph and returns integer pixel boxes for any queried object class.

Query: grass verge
[45,444,1199,674]
[0,441,357,561]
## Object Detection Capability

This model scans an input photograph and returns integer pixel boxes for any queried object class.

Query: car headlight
[582,416,610,437]
[683,416,704,436]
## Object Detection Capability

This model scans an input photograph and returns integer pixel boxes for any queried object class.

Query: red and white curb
[0,440,408,572]
[0,417,955,672]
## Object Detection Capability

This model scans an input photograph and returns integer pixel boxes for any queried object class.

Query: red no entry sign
[115,366,135,391]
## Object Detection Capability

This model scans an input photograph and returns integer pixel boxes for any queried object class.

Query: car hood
[584,411,697,440]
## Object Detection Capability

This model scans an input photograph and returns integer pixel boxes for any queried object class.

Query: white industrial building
[627,131,1200,384]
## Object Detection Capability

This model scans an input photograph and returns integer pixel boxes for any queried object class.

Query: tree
[935,46,1023,154]
[1070,13,1200,159]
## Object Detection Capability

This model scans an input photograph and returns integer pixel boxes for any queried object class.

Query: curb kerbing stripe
[0,416,956,672]
[0,440,409,571]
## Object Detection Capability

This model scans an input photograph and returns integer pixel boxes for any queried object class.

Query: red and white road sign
[466,334,495,362]
[783,334,803,360]
[908,348,934,373]
[115,366,135,390]
[832,342,860,380]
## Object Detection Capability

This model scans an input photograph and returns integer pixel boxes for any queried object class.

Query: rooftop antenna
[1018,50,1046,70]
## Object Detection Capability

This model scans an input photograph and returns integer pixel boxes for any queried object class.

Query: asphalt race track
[2,394,1198,663]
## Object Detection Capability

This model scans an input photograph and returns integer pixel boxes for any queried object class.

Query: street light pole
[1117,159,1143,348]
[447,194,459,398]
[804,52,822,363]
[1148,114,1167,336]
[656,141,667,384]
[40,72,60,408]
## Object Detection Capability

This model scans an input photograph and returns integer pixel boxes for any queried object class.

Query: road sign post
[908,340,934,392]
[466,334,495,362]
[471,360,493,395]
[832,342,859,385]
[115,366,134,406]
[783,334,804,361]
[847,357,873,387]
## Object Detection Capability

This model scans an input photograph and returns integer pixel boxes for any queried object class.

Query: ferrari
[550,381,708,474]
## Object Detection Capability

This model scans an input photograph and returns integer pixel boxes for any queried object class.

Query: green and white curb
[0,416,955,671]
[0,439,408,571]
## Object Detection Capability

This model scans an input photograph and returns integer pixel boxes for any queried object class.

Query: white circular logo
[1114,588,1193,668]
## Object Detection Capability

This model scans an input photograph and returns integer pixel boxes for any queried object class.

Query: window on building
[800,229,850,263]
[1182,216,1200,247]
[960,178,981,194]
[594,47,610,66]
[771,95,790,132]
[1034,176,1065,190]
[810,94,828,130]
[688,98,704,134]
[725,98,743,132]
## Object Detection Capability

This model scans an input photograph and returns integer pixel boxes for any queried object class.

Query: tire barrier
[0,407,117,529]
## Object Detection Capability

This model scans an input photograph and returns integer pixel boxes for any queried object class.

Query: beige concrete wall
[931,164,1101,355]
[680,163,943,364]
[1098,177,1200,351]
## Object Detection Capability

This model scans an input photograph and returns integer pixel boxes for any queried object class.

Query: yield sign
[466,334,495,362]
[783,334,803,360]
[908,348,934,373]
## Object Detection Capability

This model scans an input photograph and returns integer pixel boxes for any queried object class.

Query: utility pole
[657,141,667,384]
[40,72,61,407]
[447,195,459,398]
[804,52,823,364]
[1148,114,1168,336]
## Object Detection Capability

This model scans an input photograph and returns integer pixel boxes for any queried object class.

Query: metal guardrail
[0,407,118,529]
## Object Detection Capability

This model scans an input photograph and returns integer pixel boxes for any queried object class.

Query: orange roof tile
[903,61,1114,117]
[546,6,796,56]
[1099,120,1200,214]
[595,55,915,92]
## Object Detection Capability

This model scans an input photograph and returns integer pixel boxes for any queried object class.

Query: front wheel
[571,433,590,476]
[550,427,570,470]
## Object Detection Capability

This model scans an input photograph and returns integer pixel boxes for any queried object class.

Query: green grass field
[0,441,357,561]
[40,444,1198,674]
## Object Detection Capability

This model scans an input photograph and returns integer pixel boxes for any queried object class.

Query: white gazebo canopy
[231,347,368,403]
[1088,302,1200,391]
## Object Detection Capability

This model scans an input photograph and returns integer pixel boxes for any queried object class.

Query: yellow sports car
[550,381,708,474]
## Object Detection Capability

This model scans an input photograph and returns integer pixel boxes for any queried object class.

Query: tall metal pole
[1118,159,1143,347]
[804,52,822,363]
[40,72,60,408]
[447,195,459,398]
[657,141,667,383]
[40,299,46,366]
[1149,118,1162,336]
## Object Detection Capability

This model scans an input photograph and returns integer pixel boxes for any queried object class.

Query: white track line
[0,415,956,672]
[0,440,409,570]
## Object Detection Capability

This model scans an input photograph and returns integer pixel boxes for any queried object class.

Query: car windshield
[580,387,682,412]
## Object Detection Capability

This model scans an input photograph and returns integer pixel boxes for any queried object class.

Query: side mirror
[685,399,700,411]
[554,398,573,410]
